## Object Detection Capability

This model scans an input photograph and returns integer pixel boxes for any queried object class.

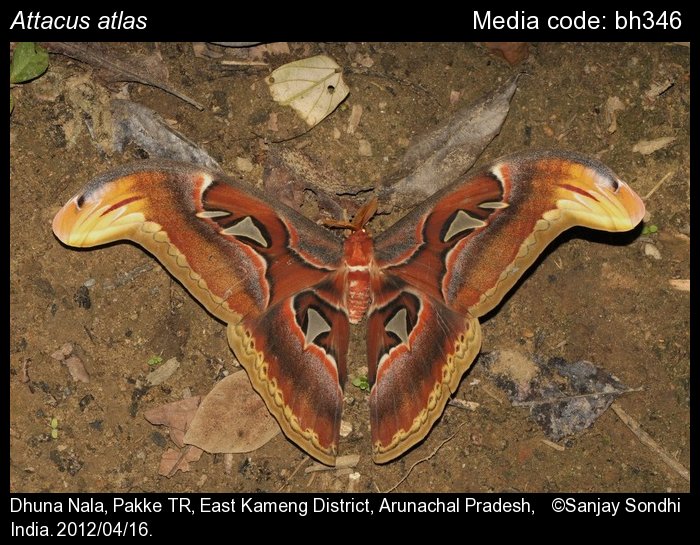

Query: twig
[540,439,566,452]
[611,402,689,482]
[109,262,154,288]
[277,456,309,491]
[20,358,31,383]
[221,60,268,67]
[643,171,674,200]
[43,42,204,110]
[383,421,467,493]
[448,399,480,411]
[166,445,196,478]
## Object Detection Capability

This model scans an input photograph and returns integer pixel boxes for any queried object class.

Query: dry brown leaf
[632,136,676,155]
[184,371,280,453]
[249,42,291,61]
[158,446,203,476]
[144,396,201,448]
[483,42,529,65]
[192,42,223,59]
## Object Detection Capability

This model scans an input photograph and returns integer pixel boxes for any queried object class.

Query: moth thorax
[343,229,374,323]
[347,269,371,324]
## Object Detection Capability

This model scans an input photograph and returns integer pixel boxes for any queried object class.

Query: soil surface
[10,42,689,493]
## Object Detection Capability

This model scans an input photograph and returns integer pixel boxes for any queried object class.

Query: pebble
[339,420,353,437]
[146,357,180,386]
[643,243,662,260]
[358,139,372,157]
[235,157,254,172]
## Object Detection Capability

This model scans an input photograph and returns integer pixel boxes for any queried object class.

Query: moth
[52,150,645,465]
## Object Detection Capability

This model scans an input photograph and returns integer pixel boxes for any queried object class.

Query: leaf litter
[184,371,280,454]
[144,396,202,476]
[479,350,638,441]
[266,55,350,128]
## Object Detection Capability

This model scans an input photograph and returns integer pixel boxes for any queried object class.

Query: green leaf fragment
[352,376,370,391]
[10,42,49,84]
[148,355,163,367]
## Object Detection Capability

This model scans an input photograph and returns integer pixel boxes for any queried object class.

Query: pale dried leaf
[184,371,280,453]
[144,396,201,448]
[266,55,349,127]
[111,99,220,171]
[381,74,519,208]
[146,357,180,386]
[632,136,676,155]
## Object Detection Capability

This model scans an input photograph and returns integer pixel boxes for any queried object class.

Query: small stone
[146,357,181,386]
[235,157,254,172]
[358,139,372,157]
[65,356,90,383]
[346,471,361,493]
[643,243,662,260]
[339,420,353,437]
[51,343,73,361]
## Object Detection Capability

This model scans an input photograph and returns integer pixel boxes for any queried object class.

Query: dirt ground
[9,42,689,493]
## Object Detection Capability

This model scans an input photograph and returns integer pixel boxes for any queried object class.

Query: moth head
[53,173,151,247]
[551,157,646,232]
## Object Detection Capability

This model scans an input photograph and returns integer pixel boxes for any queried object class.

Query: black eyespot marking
[76,194,85,209]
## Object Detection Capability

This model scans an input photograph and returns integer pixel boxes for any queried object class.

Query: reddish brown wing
[370,150,645,462]
[53,160,349,464]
